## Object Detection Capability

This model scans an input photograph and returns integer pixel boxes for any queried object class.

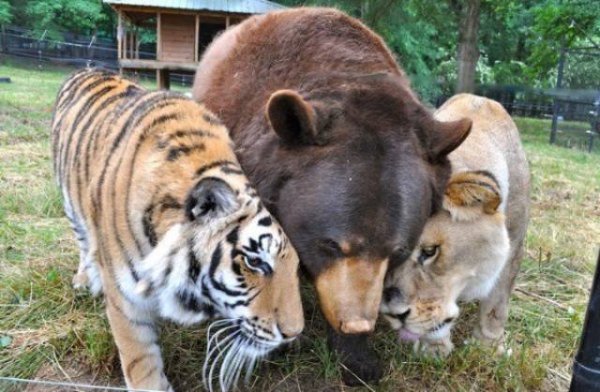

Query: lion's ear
[266,90,328,146]
[443,171,502,221]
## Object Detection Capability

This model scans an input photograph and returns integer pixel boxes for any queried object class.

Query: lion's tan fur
[382,94,530,356]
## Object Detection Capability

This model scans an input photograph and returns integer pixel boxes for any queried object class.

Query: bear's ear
[428,117,472,159]
[443,171,502,221]
[266,90,325,145]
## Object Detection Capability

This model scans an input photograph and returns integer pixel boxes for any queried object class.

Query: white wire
[0,376,161,392]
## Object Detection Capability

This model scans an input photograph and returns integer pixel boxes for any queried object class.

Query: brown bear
[193,7,471,384]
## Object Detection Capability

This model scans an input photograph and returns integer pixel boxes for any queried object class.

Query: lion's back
[436,94,530,248]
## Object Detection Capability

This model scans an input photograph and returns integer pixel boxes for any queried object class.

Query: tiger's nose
[278,323,303,339]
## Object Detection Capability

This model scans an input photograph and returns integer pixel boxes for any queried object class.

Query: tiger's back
[53,70,238,263]
[52,69,304,391]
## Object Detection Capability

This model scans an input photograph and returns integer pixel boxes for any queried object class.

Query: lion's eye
[418,245,439,265]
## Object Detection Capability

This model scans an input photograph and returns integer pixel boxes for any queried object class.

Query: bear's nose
[341,319,375,334]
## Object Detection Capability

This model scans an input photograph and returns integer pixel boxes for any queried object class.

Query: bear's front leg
[327,326,383,386]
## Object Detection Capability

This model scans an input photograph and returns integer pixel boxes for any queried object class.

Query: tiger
[51,68,304,392]
[380,94,530,357]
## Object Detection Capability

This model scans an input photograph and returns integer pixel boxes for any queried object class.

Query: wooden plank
[129,31,134,60]
[194,15,200,61]
[157,69,171,90]
[120,59,198,72]
[117,11,123,60]
[116,5,248,19]
[160,14,195,62]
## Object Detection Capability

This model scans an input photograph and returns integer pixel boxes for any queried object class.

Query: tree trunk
[456,0,480,93]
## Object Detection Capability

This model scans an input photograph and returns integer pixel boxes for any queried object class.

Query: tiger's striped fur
[52,69,304,391]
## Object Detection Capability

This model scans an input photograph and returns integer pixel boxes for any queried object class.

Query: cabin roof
[103,0,285,14]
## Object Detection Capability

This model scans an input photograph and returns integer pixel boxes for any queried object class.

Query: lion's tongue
[398,328,420,342]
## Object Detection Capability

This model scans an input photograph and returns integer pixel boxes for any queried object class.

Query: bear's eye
[318,239,343,257]
[418,245,440,265]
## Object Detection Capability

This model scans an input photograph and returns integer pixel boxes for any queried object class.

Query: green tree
[528,0,599,80]
[0,0,11,25]
[25,0,108,38]
[5,0,114,39]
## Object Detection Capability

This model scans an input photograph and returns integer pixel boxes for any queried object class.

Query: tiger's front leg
[104,288,174,392]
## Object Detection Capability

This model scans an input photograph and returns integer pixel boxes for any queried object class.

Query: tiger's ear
[428,117,472,160]
[443,171,502,221]
[185,178,239,223]
[266,89,328,146]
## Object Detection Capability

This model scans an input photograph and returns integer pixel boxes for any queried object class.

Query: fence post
[0,25,5,53]
[570,249,600,391]
[550,45,566,145]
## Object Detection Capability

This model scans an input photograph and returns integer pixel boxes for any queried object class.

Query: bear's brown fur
[193,7,471,384]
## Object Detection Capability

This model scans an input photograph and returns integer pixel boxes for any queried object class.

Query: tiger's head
[380,171,510,344]
[135,166,303,388]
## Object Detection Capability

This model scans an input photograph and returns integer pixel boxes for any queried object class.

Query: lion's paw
[470,328,509,356]
[414,337,454,358]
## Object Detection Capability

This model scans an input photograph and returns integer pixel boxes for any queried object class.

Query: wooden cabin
[104,0,285,89]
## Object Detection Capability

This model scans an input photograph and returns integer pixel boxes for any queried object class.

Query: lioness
[381,94,530,356]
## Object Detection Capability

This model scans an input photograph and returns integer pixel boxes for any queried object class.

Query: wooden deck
[119,59,198,72]
[120,59,197,89]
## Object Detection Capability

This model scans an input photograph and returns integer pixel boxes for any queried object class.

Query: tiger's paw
[414,336,454,358]
[72,272,89,291]
[72,268,103,297]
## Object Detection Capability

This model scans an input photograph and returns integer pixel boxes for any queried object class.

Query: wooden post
[157,12,161,61]
[117,10,123,59]
[226,16,230,28]
[157,69,170,90]
[128,30,133,60]
[134,28,139,59]
[123,20,128,59]
[195,14,200,62]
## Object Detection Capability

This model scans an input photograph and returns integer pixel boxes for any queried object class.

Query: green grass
[1,57,599,391]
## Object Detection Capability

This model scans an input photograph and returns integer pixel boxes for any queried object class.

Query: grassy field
[1,58,599,391]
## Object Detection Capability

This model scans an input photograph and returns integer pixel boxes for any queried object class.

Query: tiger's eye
[246,256,262,268]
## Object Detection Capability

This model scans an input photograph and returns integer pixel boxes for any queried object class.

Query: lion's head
[380,171,510,342]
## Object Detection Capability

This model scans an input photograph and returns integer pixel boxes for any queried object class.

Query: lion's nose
[397,309,411,323]
[383,287,403,303]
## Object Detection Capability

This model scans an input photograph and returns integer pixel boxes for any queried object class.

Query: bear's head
[257,73,472,335]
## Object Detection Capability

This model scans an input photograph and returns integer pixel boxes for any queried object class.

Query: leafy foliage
[6,0,113,39]
[2,0,598,98]
[0,0,11,25]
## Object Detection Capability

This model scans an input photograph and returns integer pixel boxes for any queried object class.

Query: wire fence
[0,25,195,86]
[1,25,598,152]
[0,377,161,392]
